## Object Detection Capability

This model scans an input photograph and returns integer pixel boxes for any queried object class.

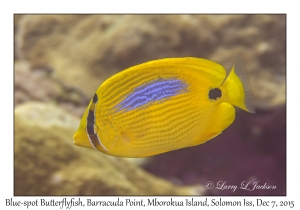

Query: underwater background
[14,14,286,195]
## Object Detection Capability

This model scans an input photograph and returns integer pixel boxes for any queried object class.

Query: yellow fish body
[73,57,255,157]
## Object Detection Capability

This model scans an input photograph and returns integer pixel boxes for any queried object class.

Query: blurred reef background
[14,14,286,195]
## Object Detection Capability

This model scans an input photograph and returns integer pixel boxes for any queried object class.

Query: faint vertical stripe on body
[113,78,189,112]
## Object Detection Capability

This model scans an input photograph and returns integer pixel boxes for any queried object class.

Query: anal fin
[192,102,235,146]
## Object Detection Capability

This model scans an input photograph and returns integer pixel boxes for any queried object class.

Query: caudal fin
[221,58,255,113]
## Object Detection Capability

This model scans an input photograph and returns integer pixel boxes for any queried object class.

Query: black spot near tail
[209,88,222,100]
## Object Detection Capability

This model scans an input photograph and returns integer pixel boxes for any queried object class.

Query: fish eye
[209,88,222,100]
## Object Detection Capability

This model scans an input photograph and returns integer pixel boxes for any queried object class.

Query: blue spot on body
[114,78,188,112]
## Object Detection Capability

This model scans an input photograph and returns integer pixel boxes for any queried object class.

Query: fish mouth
[73,132,79,144]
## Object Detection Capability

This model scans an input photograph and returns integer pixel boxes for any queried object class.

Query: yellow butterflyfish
[73,57,255,157]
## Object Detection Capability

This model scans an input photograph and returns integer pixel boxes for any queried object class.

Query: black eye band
[86,93,101,149]
[93,93,98,103]
[87,122,95,135]
[87,110,95,124]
